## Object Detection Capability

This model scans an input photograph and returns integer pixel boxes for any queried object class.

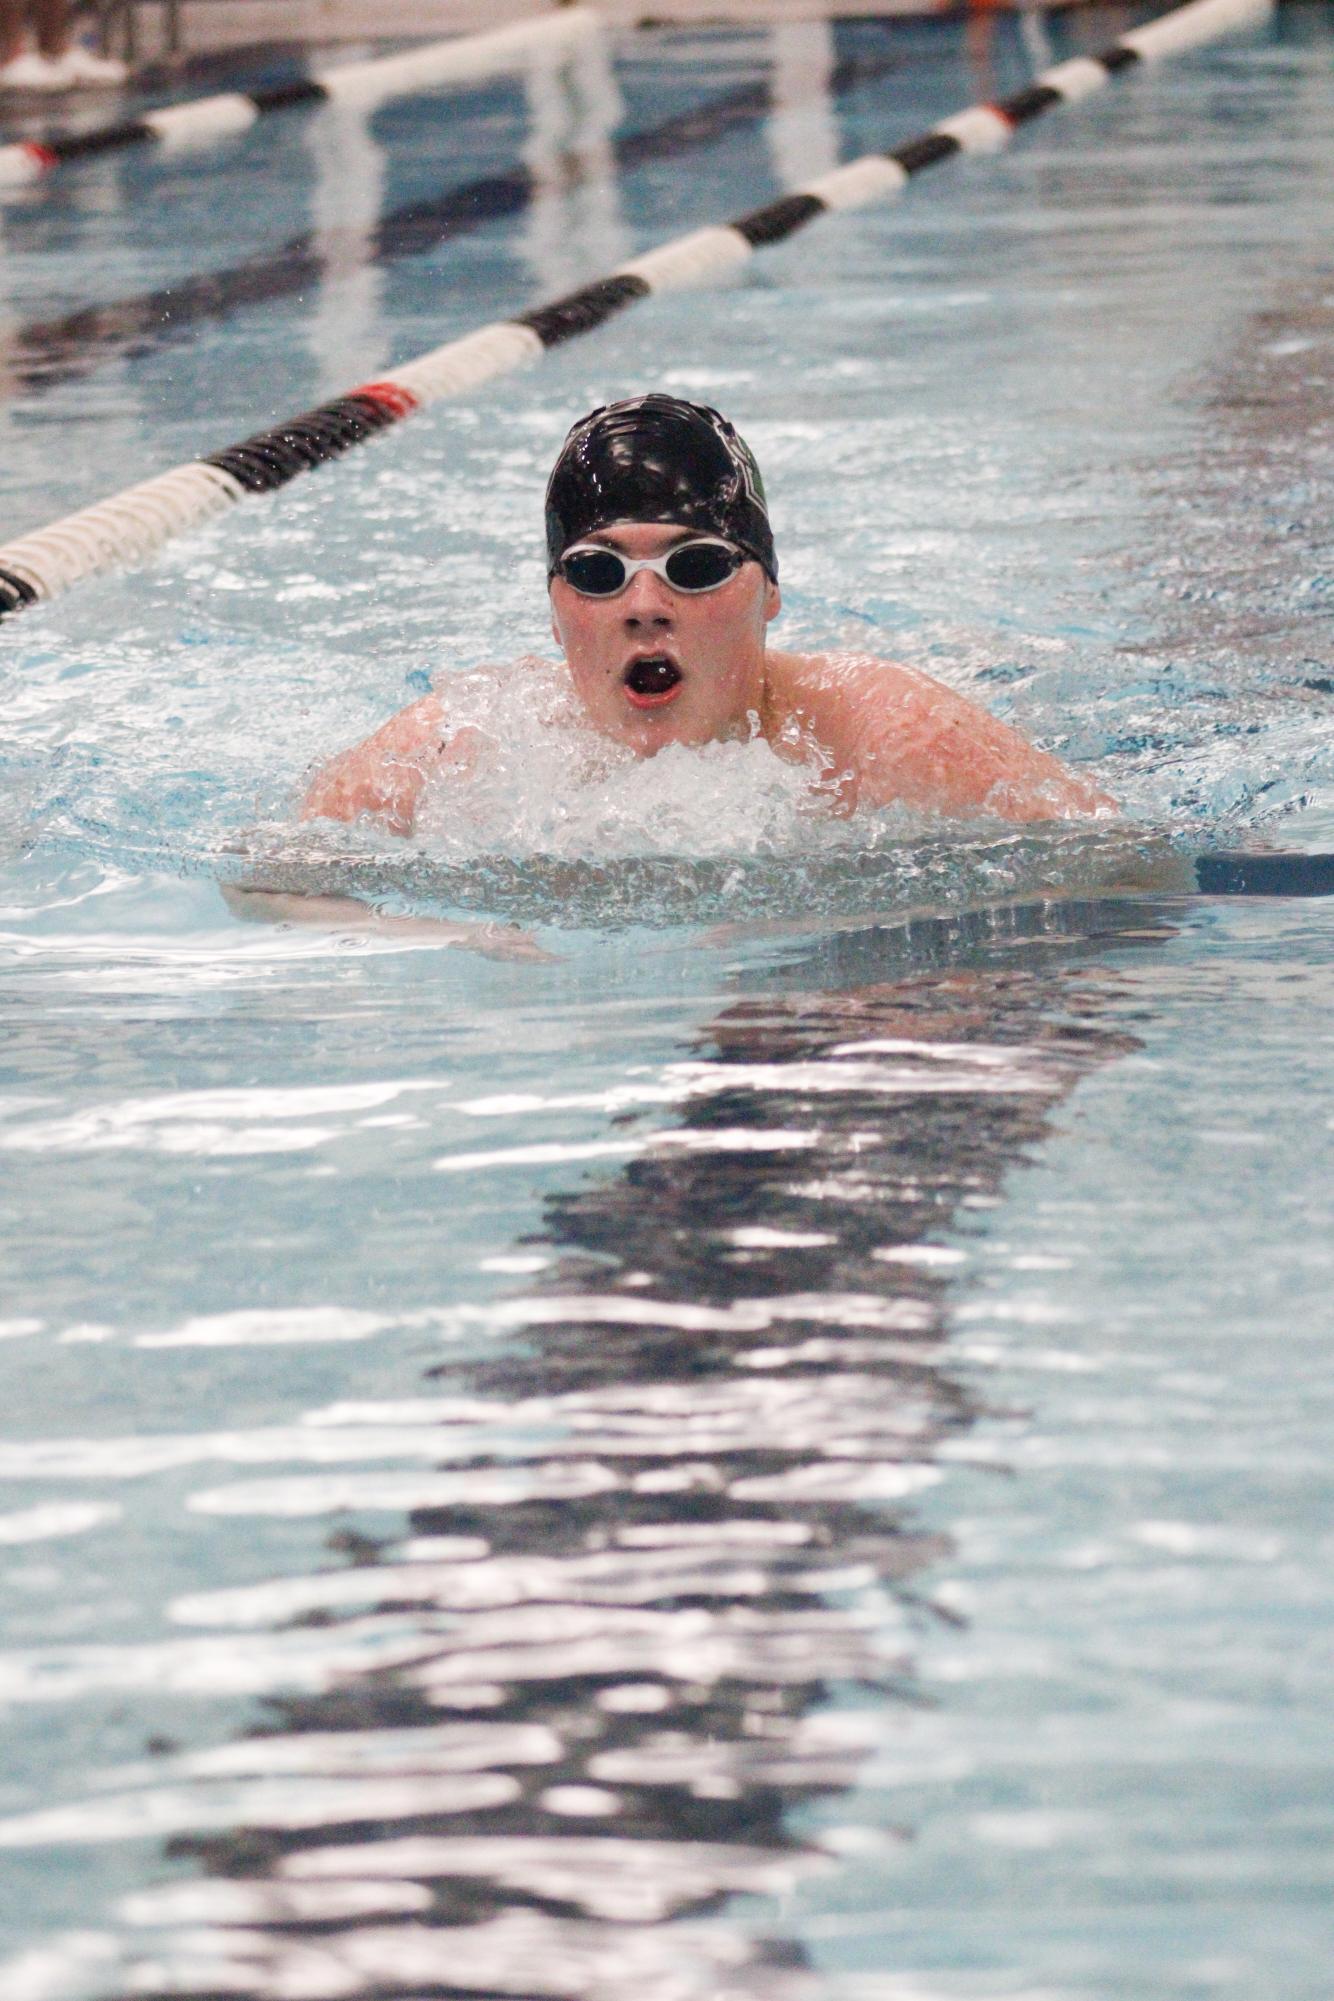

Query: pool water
[0,7,1332,1997]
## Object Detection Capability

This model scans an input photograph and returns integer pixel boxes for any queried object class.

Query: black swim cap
[545,394,777,582]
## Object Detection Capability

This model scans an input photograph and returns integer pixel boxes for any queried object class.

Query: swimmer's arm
[221,885,553,962]
[773,653,1115,821]
[301,694,479,836]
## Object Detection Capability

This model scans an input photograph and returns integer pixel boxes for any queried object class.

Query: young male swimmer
[302,395,1113,833]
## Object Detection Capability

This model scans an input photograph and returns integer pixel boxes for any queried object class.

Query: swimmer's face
[549,521,780,756]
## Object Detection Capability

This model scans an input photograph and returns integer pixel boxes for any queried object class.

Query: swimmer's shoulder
[762,649,1115,820]
[303,656,565,834]
[762,647,927,740]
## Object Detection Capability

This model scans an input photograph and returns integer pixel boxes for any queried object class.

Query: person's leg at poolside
[0,1,27,66]
[32,0,69,60]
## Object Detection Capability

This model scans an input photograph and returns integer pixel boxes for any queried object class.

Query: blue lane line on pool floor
[1194,851,1334,897]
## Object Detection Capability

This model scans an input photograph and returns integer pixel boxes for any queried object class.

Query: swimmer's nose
[621,567,675,627]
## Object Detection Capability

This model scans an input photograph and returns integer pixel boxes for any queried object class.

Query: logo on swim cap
[545,394,777,582]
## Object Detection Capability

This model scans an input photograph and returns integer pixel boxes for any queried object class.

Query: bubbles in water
[412,657,834,864]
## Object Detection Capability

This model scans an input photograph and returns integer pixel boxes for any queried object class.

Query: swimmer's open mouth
[623,655,683,708]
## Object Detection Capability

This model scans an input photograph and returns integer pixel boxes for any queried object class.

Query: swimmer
[302,394,1114,834]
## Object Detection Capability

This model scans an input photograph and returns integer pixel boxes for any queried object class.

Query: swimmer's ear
[550,597,564,652]
[763,577,781,624]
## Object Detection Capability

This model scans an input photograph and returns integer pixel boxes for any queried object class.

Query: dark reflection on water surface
[111,900,1168,2001]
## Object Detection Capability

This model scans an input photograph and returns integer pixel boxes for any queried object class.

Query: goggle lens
[664,542,739,591]
[559,548,628,596]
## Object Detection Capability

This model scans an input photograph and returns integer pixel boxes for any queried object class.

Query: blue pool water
[0,7,1332,1997]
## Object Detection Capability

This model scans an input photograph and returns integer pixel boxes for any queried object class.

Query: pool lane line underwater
[0,0,1275,625]
[0,8,599,190]
[0,40,912,404]
[1192,851,1334,896]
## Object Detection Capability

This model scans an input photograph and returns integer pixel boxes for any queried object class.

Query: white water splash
[412,657,836,862]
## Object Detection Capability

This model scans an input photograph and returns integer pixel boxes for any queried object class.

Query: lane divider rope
[0,0,1272,623]
[0,7,596,189]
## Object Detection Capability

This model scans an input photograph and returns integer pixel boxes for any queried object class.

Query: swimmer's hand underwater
[301,395,1115,837]
[221,885,553,962]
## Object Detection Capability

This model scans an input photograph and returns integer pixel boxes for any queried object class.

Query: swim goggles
[554,537,744,597]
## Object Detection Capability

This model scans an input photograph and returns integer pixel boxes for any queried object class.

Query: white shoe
[0,49,72,90]
[0,44,128,90]
[59,44,129,87]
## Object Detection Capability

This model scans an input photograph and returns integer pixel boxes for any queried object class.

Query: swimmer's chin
[604,707,768,761]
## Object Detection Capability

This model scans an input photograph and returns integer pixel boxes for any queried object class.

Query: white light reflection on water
[281,1829,828,1920]
[0,882,1137,1996]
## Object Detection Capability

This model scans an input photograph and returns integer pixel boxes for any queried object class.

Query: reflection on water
[223,808,1190,934]
[31,900,1165,2001]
